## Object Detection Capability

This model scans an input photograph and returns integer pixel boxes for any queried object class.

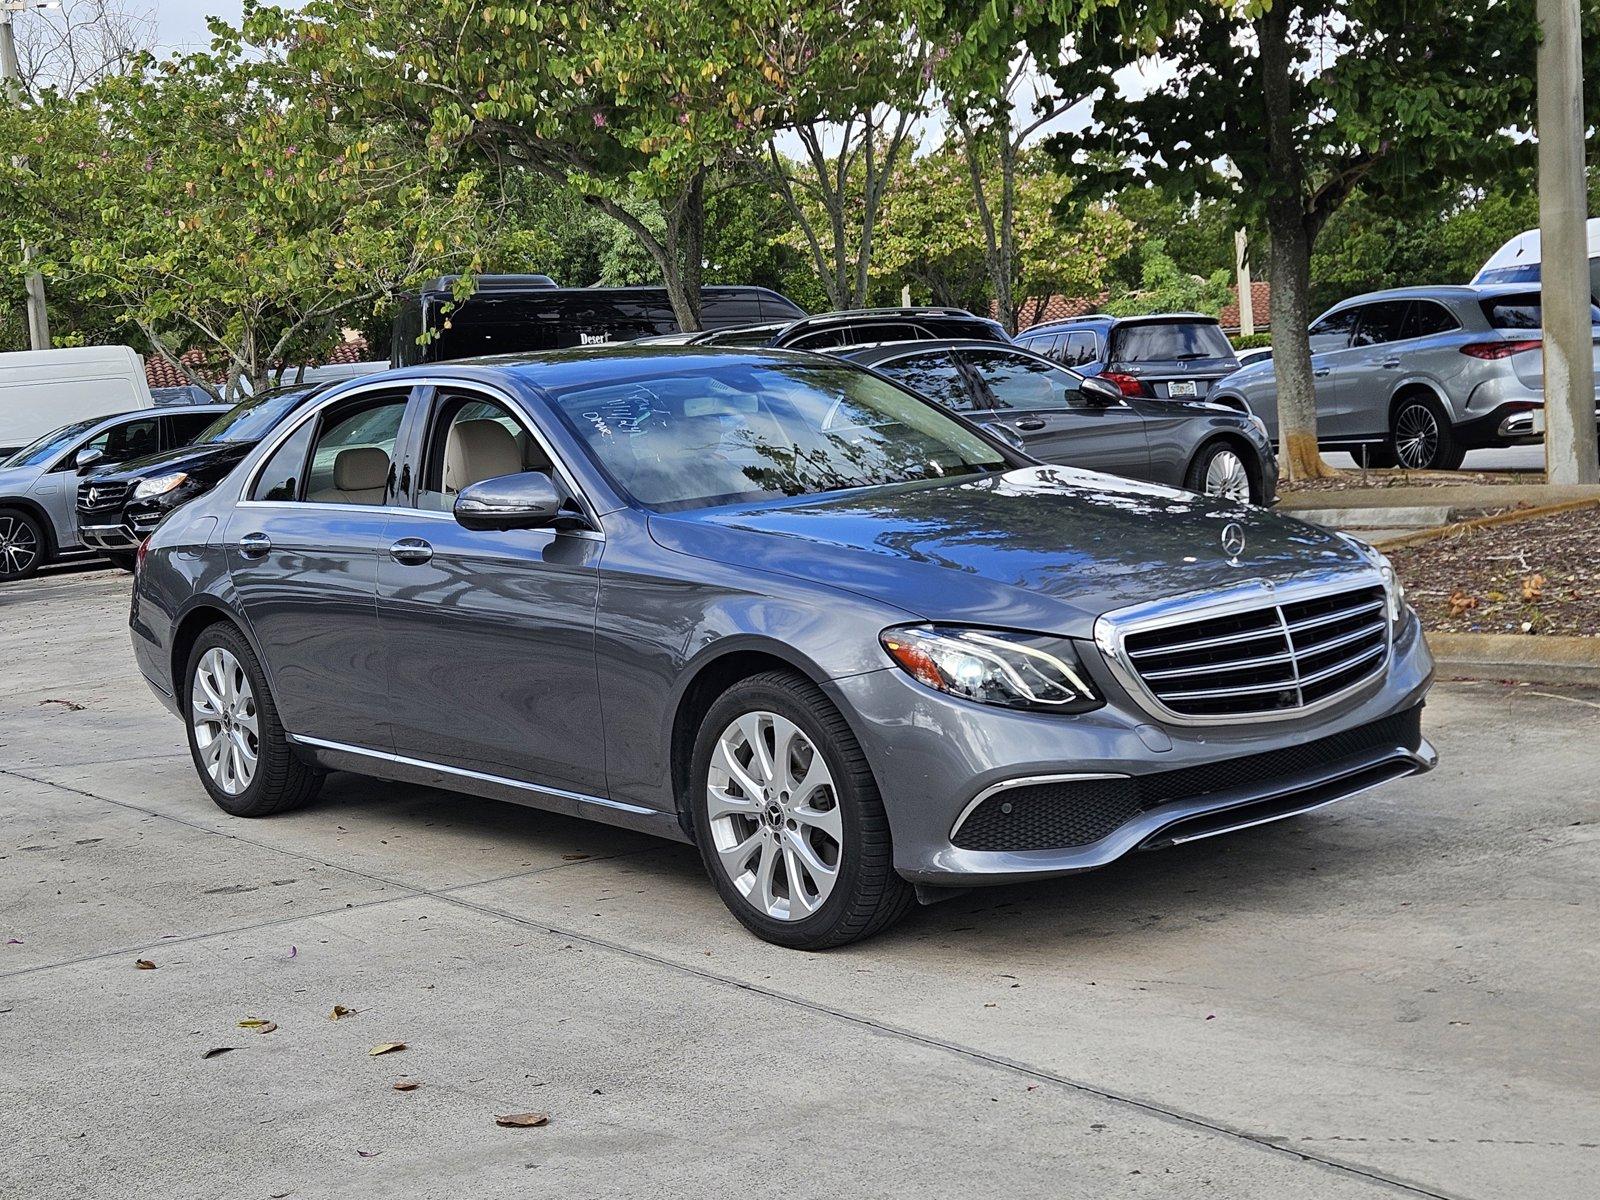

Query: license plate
[1168,380,1198,397]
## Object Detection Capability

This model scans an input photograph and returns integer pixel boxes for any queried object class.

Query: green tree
[0,45,494,396]
[1103,241,1234,318]
[1040,0,1578,481]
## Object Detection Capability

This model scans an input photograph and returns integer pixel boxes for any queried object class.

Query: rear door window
[872,351,982,412]
[1308,308,1361,352]
[1111,321,1233,363]
[1062,331,1099,366]
[1349,301,1412,347]
[1400,300,1460,340]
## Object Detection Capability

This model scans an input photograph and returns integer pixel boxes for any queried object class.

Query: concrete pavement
[3,571,1598,1200]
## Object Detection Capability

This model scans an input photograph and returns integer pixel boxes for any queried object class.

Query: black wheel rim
[1395,404,1439,469]
[0,515,40,579]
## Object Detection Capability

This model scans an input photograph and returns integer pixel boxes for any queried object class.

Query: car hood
[647,466,1366,636]
[90,440,252,480]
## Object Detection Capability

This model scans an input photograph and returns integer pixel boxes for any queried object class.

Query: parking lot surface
[3,569,1597,1200]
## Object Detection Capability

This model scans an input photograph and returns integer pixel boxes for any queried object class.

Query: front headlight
[1246,413,1269,441]
[1340,533,1407,625]
[879,625,1102,713]
[132,472,189,501]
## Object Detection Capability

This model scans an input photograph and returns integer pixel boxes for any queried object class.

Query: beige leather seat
[443,418,524,495]
[310,446,389,505]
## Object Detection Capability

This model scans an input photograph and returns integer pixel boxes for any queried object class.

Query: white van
[1473,216,1600,298]
[0,346,155,455]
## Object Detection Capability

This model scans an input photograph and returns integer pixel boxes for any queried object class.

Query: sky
[152,0,225,54]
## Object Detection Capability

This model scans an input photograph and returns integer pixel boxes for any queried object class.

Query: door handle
[1012,417,1047,432]
[236,531,271,558]
[1313,368,1331,378]
[1380,359,1401,369]
[388,537,433,566]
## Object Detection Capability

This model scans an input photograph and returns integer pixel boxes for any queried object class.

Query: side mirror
[453,471,578,532]
[1080,376,1124,407]
[75,446,106,472]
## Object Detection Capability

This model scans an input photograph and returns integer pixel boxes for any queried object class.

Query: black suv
[1015,314,1242,405]
[78,384,329,563]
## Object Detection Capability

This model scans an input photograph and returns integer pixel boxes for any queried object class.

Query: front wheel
[1391,395,1465,470]
[1186,442,1257,503]
[184,622,323,817]
[690,671,914,949]
[0,509,46,582]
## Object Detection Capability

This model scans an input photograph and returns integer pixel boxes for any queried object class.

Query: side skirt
[286,734,691,845]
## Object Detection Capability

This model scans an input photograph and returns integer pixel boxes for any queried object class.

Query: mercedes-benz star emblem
[1221,522,1246,564]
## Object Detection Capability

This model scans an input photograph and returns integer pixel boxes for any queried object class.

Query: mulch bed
[1281,468,1539,495]
[1385,505,1600,637]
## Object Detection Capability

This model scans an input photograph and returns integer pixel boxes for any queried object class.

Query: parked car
[1472,216,1600,300]
[1236,345,1274,368]
[841,339,1276,503]
[1014,314,1243,404]
[76,384,331,562]
[0,345,156,457]
[763,307,1009,351]
[0,405,228,581]
[131,348,1435,948]
[391,275,806,364]
[1212,285,1600,470]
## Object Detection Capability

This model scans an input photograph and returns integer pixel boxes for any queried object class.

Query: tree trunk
[1266,208,1332,480]
[661,171,706,332]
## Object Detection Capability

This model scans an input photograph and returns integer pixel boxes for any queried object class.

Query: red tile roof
[1220,281,1272,333]
[141,335,373,390]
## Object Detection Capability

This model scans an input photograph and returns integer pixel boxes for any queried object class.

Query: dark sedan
[843,339,1277,503]
[78,383,331,561]
[130,348,1434,949]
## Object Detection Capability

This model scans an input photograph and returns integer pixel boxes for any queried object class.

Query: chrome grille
[77,478,132,515]
[1110,582,1390,721]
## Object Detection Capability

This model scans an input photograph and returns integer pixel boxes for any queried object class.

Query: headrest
[333,445,390,491]
[444,418,523,491]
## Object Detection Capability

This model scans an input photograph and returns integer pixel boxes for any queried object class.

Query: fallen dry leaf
[1521,573,1546,602]
[561,853,590,861]
[134,959,157,970]
[236,1018,278,1034]
[202,1047,235,1059]
[494,1112,549,1128]
[329,1005,356,1020]
[1447,590,1478,617]
[392,1079,420,1092]
[39,698,87,711]
[368,1042,406,1056]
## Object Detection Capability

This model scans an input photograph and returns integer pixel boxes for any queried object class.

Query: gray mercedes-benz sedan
[130,348,1436,948]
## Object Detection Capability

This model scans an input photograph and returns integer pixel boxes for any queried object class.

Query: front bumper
[79,523,140,551]
[829,611,1435,886]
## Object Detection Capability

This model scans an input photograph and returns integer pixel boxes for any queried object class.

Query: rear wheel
[1186,442,1257,503]
[690,671,914,949]
[184,622,323,817]
[0,509,45,582]
[1391,395,1465,470]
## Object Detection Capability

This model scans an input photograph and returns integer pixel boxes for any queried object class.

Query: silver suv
[1214,284,1600,469]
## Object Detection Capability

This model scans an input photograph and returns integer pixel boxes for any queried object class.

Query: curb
[1427,633,1600,687]
[1373,496,1600,551]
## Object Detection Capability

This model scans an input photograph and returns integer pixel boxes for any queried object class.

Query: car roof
[1022,312,1222,334]
[1325,283,1542,309]
[368,345,834,395]
[839,338,1044,366]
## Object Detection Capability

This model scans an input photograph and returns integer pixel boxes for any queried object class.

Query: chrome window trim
[949,772,1128,841]
[236,375,604,532]
[287,734,651,815]
[1093,568,1392,727]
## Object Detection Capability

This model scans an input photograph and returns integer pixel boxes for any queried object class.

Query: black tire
[183,622,323,817]
[1184,440,1259,503]
[106,551,136,572]
[1390,394,1465,470]
[689,670,915,949]
[0,508,47,583]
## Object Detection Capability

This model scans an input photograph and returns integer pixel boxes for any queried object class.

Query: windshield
[547,360,1009,512]
[1,418,102,469]
[196,388,312,445]
[1112,321,1235,363]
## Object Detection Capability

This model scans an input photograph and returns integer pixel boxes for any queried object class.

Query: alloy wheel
[0,514,40,579]
[705,710,842,922]
[190,647,260,796]
[1395,404,1440,469]
[1203,450,1252,503]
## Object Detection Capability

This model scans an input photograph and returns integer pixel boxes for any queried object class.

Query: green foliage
[0,44,494,394]
[1103,241,1233,318]
[1231,332,1273,351]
